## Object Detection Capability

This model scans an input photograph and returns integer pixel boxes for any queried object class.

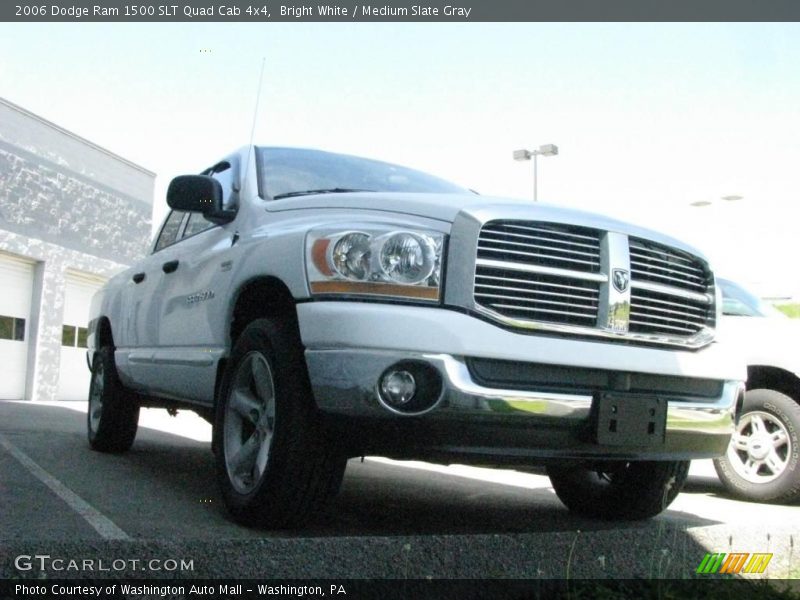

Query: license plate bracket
[594,394,667,447]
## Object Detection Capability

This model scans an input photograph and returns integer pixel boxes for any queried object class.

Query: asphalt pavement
[1,399,798,585]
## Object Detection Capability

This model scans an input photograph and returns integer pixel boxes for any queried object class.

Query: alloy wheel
[223,351,276,494]
[88,359,104,433]
[726,410,791,484]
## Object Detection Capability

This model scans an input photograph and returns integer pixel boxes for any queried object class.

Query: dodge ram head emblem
[612,269,630,293]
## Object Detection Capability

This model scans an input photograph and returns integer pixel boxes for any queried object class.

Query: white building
[0,97,154,401]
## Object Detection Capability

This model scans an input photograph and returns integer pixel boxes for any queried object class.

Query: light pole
[514,144,558,202]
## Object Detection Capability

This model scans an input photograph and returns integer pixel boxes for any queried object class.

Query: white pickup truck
[86,146,745,527]
[713,278,800,503]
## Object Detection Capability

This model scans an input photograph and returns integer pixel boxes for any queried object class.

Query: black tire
[87,347,140,453]
[713,388,800,504]
[214,317,347,528]
[547,460,689,520]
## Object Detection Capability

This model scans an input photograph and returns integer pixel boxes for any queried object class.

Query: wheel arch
[215,276,301,406]
[90,316,115,349]
[228,276,299,346]
[747,365,800,405]
[95,317,115,348]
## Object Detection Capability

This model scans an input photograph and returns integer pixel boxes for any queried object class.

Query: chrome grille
[629,238,709,293]
[630,288,712,335]
[629,237,714,337]
[474,269,600,326]
[475,221,602,327]
[477,221,601,273]
[472,220,715,347]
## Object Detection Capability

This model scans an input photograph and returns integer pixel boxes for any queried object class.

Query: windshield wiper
[272,188,376,200]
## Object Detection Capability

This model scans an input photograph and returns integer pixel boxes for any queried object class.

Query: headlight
[377,232,436,285]
[307,227,445,302]
[332,233,371,281]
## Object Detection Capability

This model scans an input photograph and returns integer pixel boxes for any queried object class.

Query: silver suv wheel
[726,410,791,484]
[714,388,800,503]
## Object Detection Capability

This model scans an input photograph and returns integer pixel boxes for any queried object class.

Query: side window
[182,212,214,238]
[211,163,235,208]
[154,210,187,252]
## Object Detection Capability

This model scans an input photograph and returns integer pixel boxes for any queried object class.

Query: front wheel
[547,460,689,520]
[713,388,800,504]
[214,317,346,528]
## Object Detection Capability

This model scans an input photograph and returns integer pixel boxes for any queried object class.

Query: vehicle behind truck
[86,146,745,527]
[712,278,800,503]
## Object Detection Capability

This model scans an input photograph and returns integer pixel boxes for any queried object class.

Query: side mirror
[167,175,235,224]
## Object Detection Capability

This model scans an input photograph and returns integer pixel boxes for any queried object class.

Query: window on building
[0,315,26,341]
[62,325,76,347]
[62,325,88,348]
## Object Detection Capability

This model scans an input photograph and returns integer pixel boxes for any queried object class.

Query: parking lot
[1,398,798,583]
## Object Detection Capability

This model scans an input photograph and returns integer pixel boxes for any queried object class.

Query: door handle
[132,273,145,284]
[162,260,180,274]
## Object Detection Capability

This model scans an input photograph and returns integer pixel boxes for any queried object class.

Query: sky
[1,22,798,296]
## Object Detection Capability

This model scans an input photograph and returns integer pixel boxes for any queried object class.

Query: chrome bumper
[305,349,743,462]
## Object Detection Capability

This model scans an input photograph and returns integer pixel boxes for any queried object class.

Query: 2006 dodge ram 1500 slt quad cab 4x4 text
[86,146,745,527]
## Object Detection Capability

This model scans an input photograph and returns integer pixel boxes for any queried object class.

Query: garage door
[57,270,106,401]
[0,251,35,400]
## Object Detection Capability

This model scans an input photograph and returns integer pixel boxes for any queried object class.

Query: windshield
[255,147,469,199]
[718,278,786,318]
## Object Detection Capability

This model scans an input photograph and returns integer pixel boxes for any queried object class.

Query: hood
[266,191,711,261]
[719,314,800,376]
[266,191,503,222]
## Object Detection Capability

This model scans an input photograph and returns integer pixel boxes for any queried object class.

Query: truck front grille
[474,269,600,326]
[477,221,601,273]
[473,220,715,347]
[629,238,710,294]
[628,237,714,336]
[629,287,712,336]
[474,221,602,327]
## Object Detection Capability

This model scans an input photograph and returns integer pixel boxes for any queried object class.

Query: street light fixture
[690,195,744,208]
[514,144,559,202]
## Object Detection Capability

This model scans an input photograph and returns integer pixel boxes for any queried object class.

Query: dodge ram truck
[87,146,745,527]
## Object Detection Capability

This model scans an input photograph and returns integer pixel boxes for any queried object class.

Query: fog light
[377,361,443,415]
[380,370,416,406]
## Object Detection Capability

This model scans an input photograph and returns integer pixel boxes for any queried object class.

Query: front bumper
[298,302,745,463]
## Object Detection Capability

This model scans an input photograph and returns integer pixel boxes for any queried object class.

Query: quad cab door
[126,161,240,405]
[114,209,187,390]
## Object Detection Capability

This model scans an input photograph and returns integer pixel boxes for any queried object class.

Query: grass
[774,303,800,318]
[555,521,800,600]
[555,578,800,599]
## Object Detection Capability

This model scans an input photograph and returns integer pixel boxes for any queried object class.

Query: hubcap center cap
[748,435,770,461]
